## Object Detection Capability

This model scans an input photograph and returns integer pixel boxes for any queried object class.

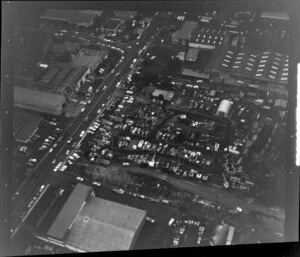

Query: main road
[11,12,166,236]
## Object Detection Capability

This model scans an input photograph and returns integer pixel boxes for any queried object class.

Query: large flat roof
[113,10,137,20]
[41,9,103,26]
[104,19,122,30]
[175,21,198,41]
[72,49,108,69]
[13,111,42,142]
[40,67,61,84]
[186,48,200,61]
[64,196,146,252]
[261,12,289,20]
[47,184,92,240]
[62,66,89,87]
[51,66,73,86]
[14,87,66,115]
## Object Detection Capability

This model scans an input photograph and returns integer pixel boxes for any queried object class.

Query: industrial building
[172,21,198,46]
[14,87,66,115]
[113,10,138,20]
[37,65,90,96]
[51,66,74,87]
[260,12,289,21]
[181,69,210,79]
[216,100,232,118]
[72,48,108,70]
[152,89,175,101]
[185,48,200,62]
[34,183,146,252]
[41,9,103,27]
[101,18,124,33]
[172,21,229,49]
[13,111,43,144]
[61,66,90,92]
[39,67,61,84]
[206,45,289,86]
[189,28,229,49]
[14,64,90,115]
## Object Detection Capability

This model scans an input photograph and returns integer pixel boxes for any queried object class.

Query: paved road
[11,12,165,235]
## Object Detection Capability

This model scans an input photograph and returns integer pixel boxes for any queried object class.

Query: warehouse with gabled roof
[35,183,146,253]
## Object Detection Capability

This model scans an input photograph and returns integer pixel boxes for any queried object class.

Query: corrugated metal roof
[14,87,65,115]
[64,197,146,252]
[40,67,61,83]
[62,66,88,87]
[47,184,92,240]
[41,9,103,26]
[52,66,73,86]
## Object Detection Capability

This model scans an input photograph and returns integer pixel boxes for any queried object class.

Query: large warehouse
[14,87,66,116]
[13,111,43,144]
[41,9,103,27]
[35,184,146,252]
[172,21,198,45]
[14,65,90,115]
[72,48,108,70]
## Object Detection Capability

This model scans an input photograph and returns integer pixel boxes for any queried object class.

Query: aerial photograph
[1,1,298,255]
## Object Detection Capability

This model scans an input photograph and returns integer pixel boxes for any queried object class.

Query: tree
[157,94,164,102]
[140,162,149,168]
[131,73,140,83]
[166,57,182,72]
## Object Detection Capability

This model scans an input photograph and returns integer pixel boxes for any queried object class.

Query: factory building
[185,48,200,62]
[34,183,146,252]
[216,100,232,117]
[13,111,43,144]
[205,45,289,88]
[14,65,90,115]
[260,12,289,21]
[113,10,138,20]
[72,48,108,71]
[41,9,103,28]
[39,67,61,84]
[172,21,198,46]
[101,18,124,34]
[14,87,66,116]
[61,66,90,92]
[189,27,229,49]
[51,66,74,87]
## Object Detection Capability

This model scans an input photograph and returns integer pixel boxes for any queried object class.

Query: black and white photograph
[1,1,299,256]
